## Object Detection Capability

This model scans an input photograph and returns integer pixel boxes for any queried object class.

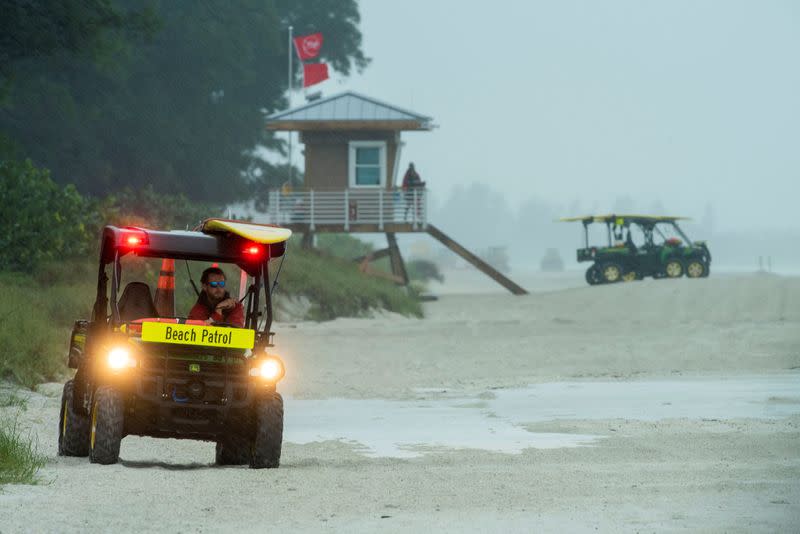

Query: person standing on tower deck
[401,162,426,221]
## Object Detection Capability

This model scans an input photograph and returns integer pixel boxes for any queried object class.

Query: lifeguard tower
[264,91,526,295]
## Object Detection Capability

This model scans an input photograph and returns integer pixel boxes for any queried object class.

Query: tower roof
[266,91,434,131]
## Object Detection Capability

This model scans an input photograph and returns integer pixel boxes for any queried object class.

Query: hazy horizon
[284,0,799,234]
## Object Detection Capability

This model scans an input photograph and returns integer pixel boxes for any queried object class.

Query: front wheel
[58,380,90,457]
[216,412,250,466]
[686,260,706,278]
[250,392,284,469]
[89,386,125,465]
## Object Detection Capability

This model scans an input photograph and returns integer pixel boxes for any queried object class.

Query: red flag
[303,63,329,87]
[293,32,323,61]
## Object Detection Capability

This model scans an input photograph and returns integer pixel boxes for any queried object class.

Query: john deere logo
[189,364,201,373]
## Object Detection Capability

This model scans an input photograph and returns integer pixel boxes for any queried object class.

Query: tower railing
[266,188,427,230]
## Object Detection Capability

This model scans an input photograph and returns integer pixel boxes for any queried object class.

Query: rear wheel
[686,260,706,278]
[89,386,125,465]
[622,270,638,282]
[600,262,623,283]
[58,380,90,457]
[585,266,601,285]
[664,259,684,278]
[250,392,283,469]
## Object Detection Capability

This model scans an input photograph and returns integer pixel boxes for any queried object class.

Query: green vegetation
[0,242,421,385]
[1,0,368,203]
[96,185,215,231]
[0,393,27,409]
[0,162,419,386]
[0,155,218,274]
[314,233,395,282]
[0,269,94,387]
[0,418,46,486]
[276,245,422,321]
[0,2,411,391]
[316,233,375,260]
[0,159,92,271]
[0,157,213,384]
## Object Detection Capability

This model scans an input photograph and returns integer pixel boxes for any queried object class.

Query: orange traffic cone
[154,259,175,317]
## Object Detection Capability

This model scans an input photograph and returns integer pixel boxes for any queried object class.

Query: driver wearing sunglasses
[188,267,244,327]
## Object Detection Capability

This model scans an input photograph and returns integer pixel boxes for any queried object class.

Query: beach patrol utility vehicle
[58,219,291,468]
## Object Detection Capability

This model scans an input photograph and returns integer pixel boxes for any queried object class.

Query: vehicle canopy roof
[99,218,292,274]
[558,214,690,225]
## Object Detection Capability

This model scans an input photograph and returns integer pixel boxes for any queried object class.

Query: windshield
[103,254,283,332]
[115,257,246,317]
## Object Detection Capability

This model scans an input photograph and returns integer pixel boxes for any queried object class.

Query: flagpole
[288,25,293,186]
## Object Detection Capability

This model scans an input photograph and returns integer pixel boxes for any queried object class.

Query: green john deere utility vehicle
[560,215,711,285]
[58,218,292,468]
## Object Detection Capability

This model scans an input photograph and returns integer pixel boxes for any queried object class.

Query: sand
[1,272,799,532]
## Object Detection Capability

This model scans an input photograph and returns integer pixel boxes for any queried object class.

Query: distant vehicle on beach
[560,215,711,285]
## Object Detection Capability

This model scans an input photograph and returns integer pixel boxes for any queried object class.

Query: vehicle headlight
[249,357,285,382]
[107,347,135,370]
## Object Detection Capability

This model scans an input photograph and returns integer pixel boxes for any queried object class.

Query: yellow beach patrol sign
[141,322,255,349]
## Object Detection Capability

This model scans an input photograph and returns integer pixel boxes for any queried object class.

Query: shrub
[0,417,46,485]
[0,159,91,271]
[316,233,375,260]
[0,157,220,273]
[275,244,422,321]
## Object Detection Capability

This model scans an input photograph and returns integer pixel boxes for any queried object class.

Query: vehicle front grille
[139,357,246,375]
[136,351,249,405]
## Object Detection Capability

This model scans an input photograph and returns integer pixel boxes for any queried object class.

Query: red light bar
[243,244,263,258]
[120,228,149,248]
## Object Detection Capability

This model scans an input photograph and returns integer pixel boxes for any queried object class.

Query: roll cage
[93,225,288,339]
[569,215,693,249]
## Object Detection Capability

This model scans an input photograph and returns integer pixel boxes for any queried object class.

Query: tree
[95,185,217,230]
[0,1,368,204]
[0,0,157,101]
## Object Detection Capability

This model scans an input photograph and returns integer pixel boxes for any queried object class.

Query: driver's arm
[223,302,244,328]
[209,299,244,327]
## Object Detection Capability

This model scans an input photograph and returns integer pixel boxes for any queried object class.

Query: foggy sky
[302,0,799,232]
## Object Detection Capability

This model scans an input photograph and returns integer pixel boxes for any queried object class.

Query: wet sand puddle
[284,374,800,458]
